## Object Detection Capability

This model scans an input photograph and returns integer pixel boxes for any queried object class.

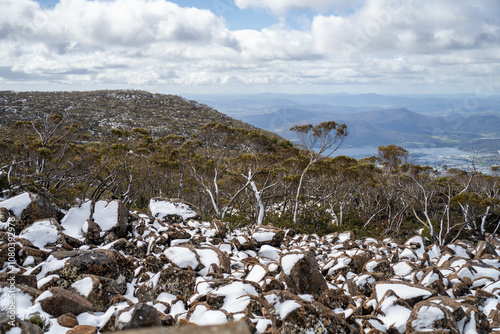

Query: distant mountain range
[184,93,500,153]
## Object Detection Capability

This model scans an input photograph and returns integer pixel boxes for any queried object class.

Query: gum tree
[290,121,348,224]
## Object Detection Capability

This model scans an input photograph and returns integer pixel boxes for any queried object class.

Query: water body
[329,146,489,172]
[331,146,473,159]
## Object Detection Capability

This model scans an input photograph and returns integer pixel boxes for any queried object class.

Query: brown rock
[51,249,132,282]
[406,301,460,334]
[84,219,102,245]
[251,226,285,247]
[210,219,227,238]
[148,198,202,222]
[262,277,284,292]
[20,192,61,227]
[109,238,146,258]
[58,313,79,328]
[166,228,192,240]
[40,287,93,317]
[452,281,471,297]
[281,251,328,296]
[348,250,374,273]
[66,325,98,334]
[319,288,354,310]
[0,282,41,301]
[372,281,436,308]
[104,321,251,334]
[121,303,162,330]
[135,264,196,301]
[475,240,497,259]
[465,308,490,334]
[0,273,37,288]
[262,290,359,334]
[0,312,44,334]
[71,275,126,312]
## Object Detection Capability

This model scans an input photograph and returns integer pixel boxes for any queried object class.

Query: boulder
[319,288,354,310]
[148,198,201,223]
[51,249,132,282]
[18,219,63,250]
[406,301,460,334]
[262,290,359,334]
[164,245,231,276]
[39,287,93,317]
[135,264,196,301]
[121,303,162,330]
[251,225,285,247]
[373,281,435,307]
[0,192,60,232]
[0,273,37,288]
[70,275,126,312]
[61,200,128,241]
[280,251,327,296]
[103,321,251,334]
[7,192,59,221]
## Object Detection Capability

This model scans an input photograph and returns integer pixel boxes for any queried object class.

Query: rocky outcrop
[1,193,500,333]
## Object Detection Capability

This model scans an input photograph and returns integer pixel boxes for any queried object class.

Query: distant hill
[235,106,497,150]
[0,90,264,139]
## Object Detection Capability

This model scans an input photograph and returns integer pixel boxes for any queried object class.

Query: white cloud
[0,0,499,92]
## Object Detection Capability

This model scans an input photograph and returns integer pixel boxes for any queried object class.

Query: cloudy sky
[1,0,500,95]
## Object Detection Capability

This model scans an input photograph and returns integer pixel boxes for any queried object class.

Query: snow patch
[149,199,197,221]
[61,200,92,240]
[281,253,304,275]
[0,192,31,217]
[19,220,58,250]
[72,277,94,297]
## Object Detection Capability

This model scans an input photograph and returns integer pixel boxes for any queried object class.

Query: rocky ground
[1,192,500,333]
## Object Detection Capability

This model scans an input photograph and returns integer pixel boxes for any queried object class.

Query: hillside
[0,90,261,139]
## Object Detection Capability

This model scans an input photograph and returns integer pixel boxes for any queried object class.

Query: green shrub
[24,313,51,331]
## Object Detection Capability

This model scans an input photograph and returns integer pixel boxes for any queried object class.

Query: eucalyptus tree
[289,121,348,224]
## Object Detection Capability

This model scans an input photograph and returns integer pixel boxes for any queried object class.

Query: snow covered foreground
[1,192,500,333]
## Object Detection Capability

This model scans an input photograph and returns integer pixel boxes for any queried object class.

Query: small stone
[66,325,97,334]
[57,313,79,328]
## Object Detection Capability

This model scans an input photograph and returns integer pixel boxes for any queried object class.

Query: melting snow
[61,201,92,240]
[0,192,31,217]
[164,247,198,269]
[149,199,197,221]
[252,231,275,242]
[93,200,119,231]
[19,220,58,250]
[411,305,445,331]
[375,283,432,302]
[72,277,94,297]
[281,253,304,275]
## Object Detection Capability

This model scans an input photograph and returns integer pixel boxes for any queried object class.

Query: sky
[1,0,500,95]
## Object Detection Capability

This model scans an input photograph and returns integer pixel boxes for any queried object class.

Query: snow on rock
[2,191,500,333]
[374,282,434,302]
[258,244,280,260]
[61,200,92,240]
[0,192,31,217]
[281,253,304,275]
[71,277,94,298]
[148,198,200,222]
[19,219,60,250]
